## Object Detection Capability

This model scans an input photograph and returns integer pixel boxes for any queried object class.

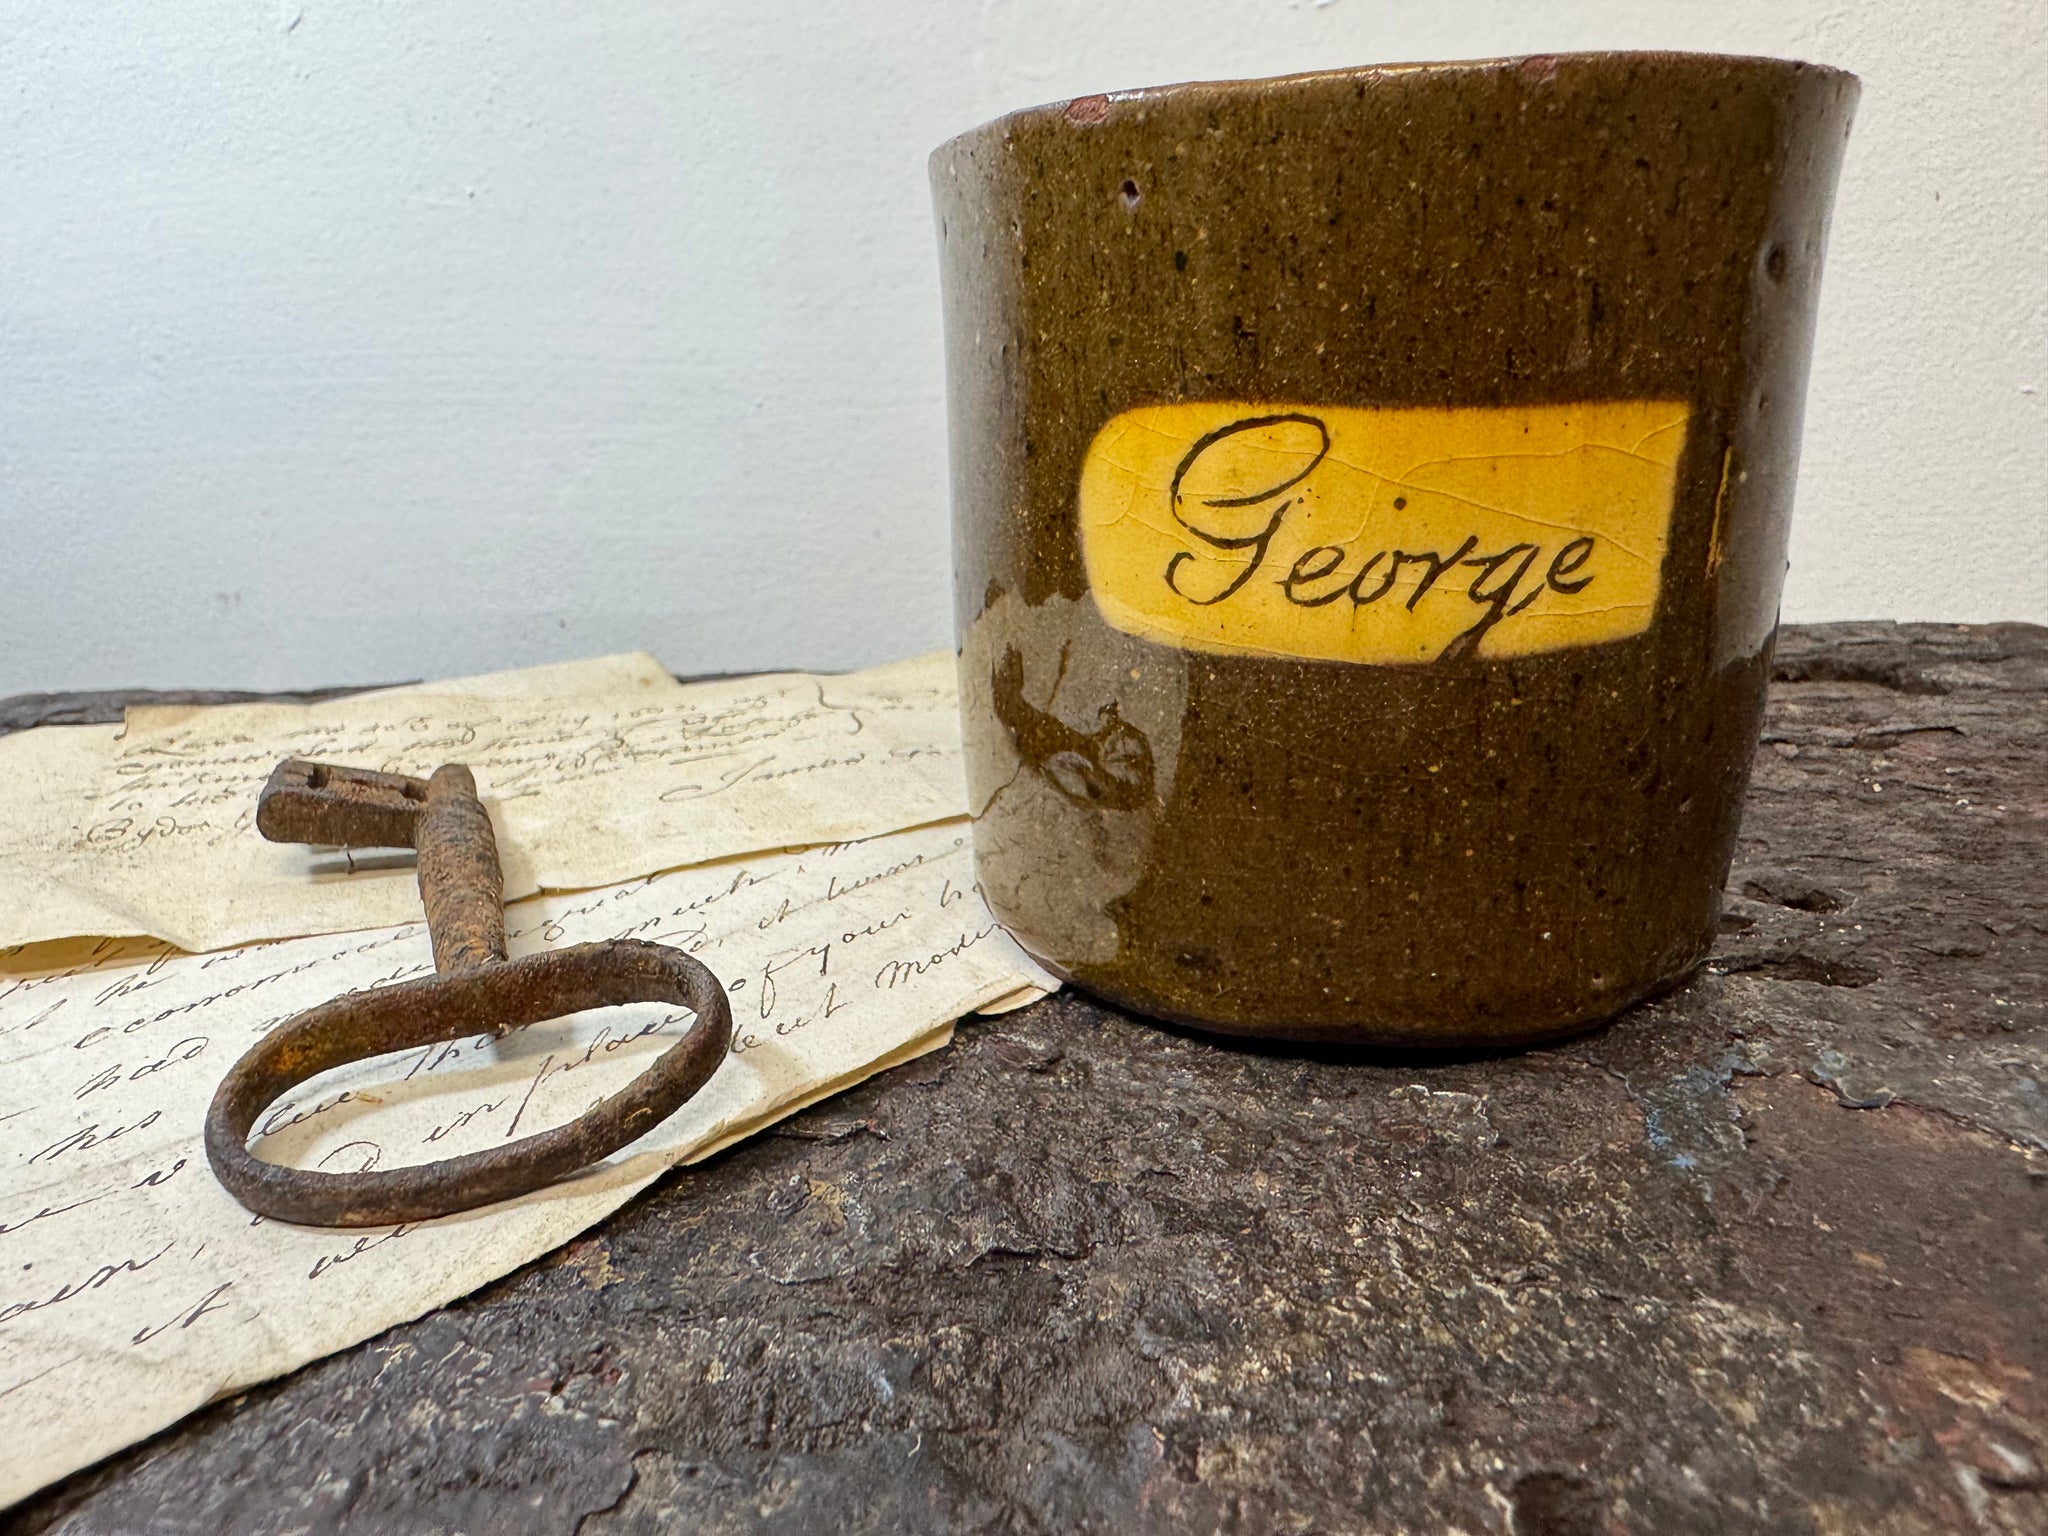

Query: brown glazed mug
[931,52,1857,1046]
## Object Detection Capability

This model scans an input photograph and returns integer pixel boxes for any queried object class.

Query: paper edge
[0,959,1012,1509]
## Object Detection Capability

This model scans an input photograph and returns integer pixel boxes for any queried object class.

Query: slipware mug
[931,52,1857,1045]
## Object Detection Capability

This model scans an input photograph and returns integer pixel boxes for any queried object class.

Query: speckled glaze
[932,53,1857,1046]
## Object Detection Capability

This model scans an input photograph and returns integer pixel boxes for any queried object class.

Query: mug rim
[933,50,1858,161]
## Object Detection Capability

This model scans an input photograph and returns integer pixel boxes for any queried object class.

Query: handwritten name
[1162,413,1601,661]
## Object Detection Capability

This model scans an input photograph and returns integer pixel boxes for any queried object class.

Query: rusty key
[204,759,734,1227]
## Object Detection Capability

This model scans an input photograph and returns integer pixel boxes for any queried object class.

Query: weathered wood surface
[6,622,2044,1535]
[0,684,382,735]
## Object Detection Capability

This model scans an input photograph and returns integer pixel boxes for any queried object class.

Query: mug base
[1013,939,1708,1054]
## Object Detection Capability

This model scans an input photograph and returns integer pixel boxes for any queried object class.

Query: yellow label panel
[1077,400,1690,664]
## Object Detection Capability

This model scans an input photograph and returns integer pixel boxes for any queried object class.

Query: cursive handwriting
[0,817,1045,1506]
[1164,413,1603,661]
[131,1281,234,1345]
[308,1225,414,1280]
[0,1244,174,1327]
[28,1110,163,1165]
[0,1194,104,1238]
[78,677,946,859]
[875,924,1002,989]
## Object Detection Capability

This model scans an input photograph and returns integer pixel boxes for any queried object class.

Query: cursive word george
[1164,413,1601,660]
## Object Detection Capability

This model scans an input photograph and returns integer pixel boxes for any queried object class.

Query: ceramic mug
[932,52,1857,1045]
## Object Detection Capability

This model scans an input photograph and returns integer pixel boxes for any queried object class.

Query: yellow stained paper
[1078,400,1691,665]
[0,652,969,953]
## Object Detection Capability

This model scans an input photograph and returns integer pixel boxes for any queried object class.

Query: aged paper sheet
[0,820,1053,1508]
[0,651,967,952]
[0,652,683,953]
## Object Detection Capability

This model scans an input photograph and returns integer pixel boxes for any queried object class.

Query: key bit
[205,757,734,1227]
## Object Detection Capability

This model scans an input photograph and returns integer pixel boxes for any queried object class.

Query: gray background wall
[4,0,2041,693]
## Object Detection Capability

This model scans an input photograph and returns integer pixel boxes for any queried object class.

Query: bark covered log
[8,622,2045,1535]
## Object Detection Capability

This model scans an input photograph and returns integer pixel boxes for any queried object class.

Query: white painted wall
[3,1,2041,694]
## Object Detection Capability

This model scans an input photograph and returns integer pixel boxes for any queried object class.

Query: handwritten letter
[0,652,969,951]
[0,820,1052,1507]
